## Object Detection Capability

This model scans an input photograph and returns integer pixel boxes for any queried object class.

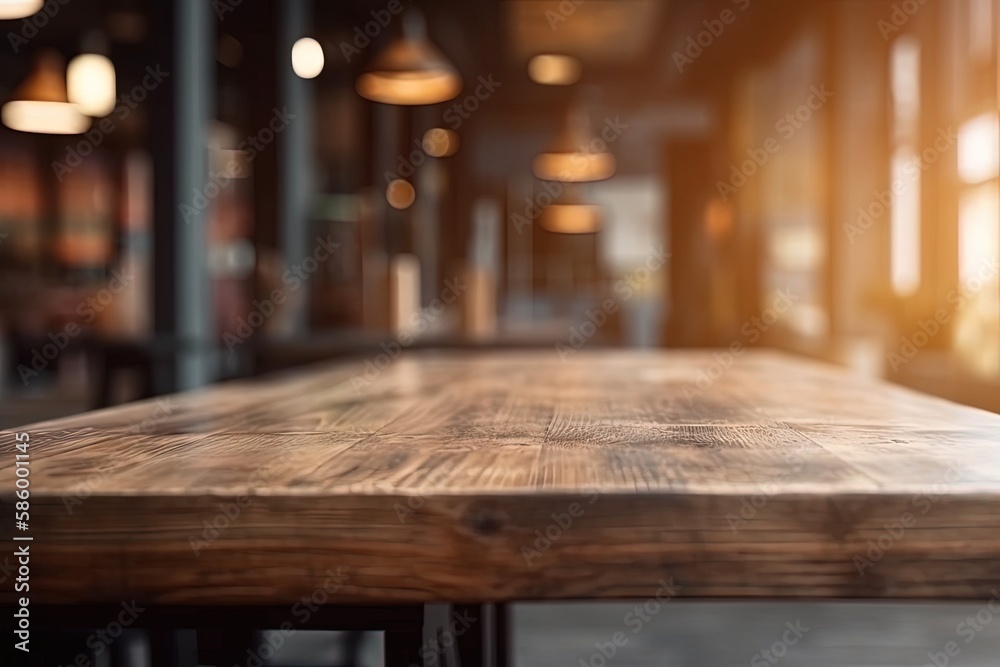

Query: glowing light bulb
[68,53,116,117]
[292,37,324,79]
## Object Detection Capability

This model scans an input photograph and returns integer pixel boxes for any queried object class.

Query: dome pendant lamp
[539,184,603,234]
[355,11,462,105]
[0,0,43,20]
[532,104,616,183]
[2,50,91,134]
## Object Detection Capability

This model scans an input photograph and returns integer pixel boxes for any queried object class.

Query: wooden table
[3,350,1000,664]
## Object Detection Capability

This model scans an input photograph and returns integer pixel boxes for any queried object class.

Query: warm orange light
[0,0,42,19]
[958,183,999,282]
[422,128,459,157]
[704,199,734,241]
[958,113,999,184]
[386,179,416,209]
[357,64,461,105]
[532,107,616,182]
[528,54,581,86]
[2,51,90,135]
[532,151,615,183]
[539,204,602,234]
[356,12,461,105]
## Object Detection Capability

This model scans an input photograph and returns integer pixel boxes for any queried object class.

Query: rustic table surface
[2,350,999,606]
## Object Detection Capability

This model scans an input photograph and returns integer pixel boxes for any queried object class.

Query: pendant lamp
[355,11,462,105]
[68,33,117,118]
[532,105,616,183]
[2,50,91,135]
[539,184,603,234]
[0,0,42,19]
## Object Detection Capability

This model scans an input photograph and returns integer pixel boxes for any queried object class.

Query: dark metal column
[151,0,216,392]
[279,0,314,335]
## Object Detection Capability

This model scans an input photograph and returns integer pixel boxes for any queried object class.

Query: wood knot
[468,506,506,536]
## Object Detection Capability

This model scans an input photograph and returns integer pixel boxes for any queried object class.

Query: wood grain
[1,350,999,605]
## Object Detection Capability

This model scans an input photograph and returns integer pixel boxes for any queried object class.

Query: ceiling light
[386,179,416,209]
[528,54,581,86]
[539,204,602,233]
[2,51,90,135]
[68,53,116,117]
[0,0,42,20]
[539,185,603,234]
[422,127,459,157]
[292,37,324,79]
[532,105,616,182]
[356,11,462,105]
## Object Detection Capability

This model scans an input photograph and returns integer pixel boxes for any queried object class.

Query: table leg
[196,628,258,666]
[495,603,509,667]
[149,629,198,667]
[453,603,509,667]
[385,629,423,666]
[454,604,482,667]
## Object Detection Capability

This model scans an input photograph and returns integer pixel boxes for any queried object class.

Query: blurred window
[951,0,1000,375]
[890,36,921,296]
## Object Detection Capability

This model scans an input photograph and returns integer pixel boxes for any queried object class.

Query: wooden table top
[2,350,999,605]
